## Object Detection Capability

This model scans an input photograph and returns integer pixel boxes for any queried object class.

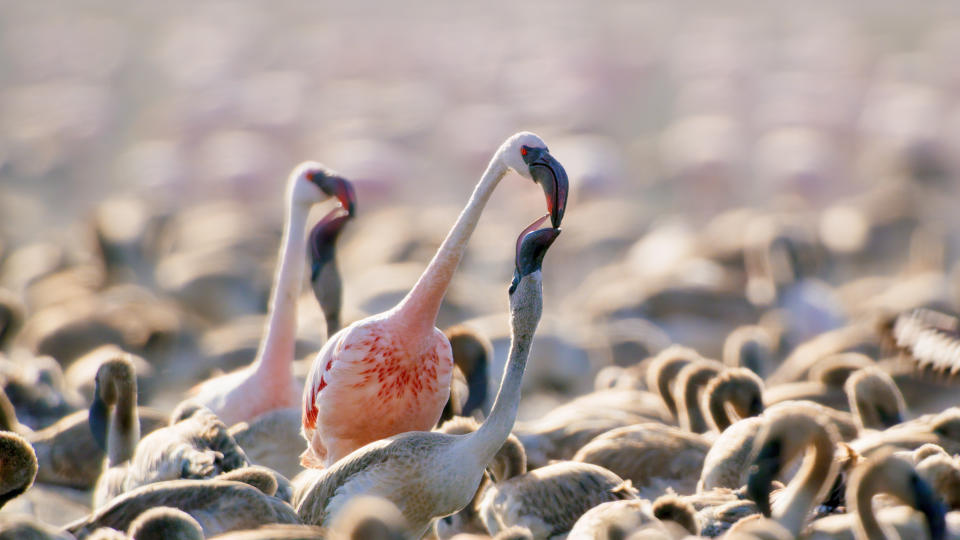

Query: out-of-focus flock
[2,1,960,539]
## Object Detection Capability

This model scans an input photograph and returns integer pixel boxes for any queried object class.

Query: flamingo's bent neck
[252,199,310,379]
[393,154,510,339]
[775,425,836,536]
[107,383,139,467]
[469,317,534,464]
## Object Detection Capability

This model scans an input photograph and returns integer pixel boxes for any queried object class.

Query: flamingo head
[508,215,560,339]
[746,410,839,518]
[309,208,352,278]
[849,451,948,540]
[89,356,137,451]
[309,206,351,336]
[290,161,357,216]
[501,132,569,228]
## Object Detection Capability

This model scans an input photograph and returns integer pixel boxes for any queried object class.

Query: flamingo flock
[0,124,957,540]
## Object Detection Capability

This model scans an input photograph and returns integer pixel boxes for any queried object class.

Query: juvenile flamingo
[308,203,354,338]
[301,131,568,468]
[185,163,356,426]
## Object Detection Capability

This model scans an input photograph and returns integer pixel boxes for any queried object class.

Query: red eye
[521,147,528,157]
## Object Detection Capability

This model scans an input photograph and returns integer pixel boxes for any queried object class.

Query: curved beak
[314,175,357,217]
[309,207,351,279]
[912,474,947,540]
[527,151,568,228]
[88,385,109,451]
[746,439,782,517]
[511,214,561,294]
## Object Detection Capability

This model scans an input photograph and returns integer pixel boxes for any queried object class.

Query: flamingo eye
[520,147,528,157]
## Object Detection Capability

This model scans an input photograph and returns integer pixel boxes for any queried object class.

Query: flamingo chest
[317,331,453,439]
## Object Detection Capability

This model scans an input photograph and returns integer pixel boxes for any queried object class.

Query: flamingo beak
[510,214,561,294]
[88,381,109,451]
[912,473,947,540]
[746,439,781,517]
[314,175,357,217]
[309,209,351,276]
[525,150,568,228]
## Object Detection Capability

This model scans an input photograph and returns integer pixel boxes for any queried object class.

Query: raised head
[509,214,560,339]
[499,132,568,228]
[289,161,357,214]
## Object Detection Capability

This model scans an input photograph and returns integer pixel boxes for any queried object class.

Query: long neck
[707,384,735,431]
[392,156,509,338]
[854,479,887,540]
[468,302,537,465]
[106,383,139,466]
[253,201,310,377]
[679,367,718,433]
[776,427,836,536]
[656,362,685,419]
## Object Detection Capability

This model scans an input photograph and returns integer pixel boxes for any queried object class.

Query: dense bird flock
[0,134,958,540]
[3,2,960,540]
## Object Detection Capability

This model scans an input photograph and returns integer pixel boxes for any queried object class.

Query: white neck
[463,288,538,467]
[252,200,310,377]
[392,152,510,338]
[774,428,835,536]
[106,390,139,467]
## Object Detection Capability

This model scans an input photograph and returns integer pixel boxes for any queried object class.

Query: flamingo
[295,219,559,535]
[300,131,568,468]
[185,163,356,426]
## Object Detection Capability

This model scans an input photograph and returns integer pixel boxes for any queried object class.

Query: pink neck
[252,200,309,379]
[392,155,509,339]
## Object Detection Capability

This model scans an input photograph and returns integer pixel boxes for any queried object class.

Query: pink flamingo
[186,163,356,426]
[301,131,568,468]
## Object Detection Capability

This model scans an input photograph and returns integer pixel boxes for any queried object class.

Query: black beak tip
[313,173,357,218]
[529,151,568,229]
[550,208,564,229]
[341,178,357,217]
[514,226,561,281]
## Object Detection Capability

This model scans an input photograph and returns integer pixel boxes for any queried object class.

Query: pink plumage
[301,316,453,468]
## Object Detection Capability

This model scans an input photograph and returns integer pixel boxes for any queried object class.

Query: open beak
[511,214,561,294]
[316,175,357,217]
[527,151,568,228]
